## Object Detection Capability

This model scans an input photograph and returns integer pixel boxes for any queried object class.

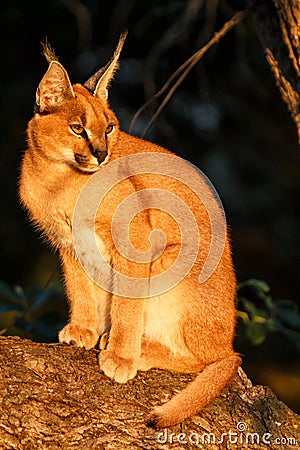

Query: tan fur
[19,35,241,428]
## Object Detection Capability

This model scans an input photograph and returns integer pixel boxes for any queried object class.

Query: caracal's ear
[36,43,75,113]
[84,31,127,100]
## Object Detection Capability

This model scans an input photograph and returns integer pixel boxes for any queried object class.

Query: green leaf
[238,279,270,294]
[275,303,300,330]
[253,314,268,324]
[276,299,298,308]
[237,310,250,324]
[246,321,266,346]
[265,318,282,333]
[240,298,259,320]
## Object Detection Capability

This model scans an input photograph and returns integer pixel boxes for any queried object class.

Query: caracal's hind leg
[138,339,203,373]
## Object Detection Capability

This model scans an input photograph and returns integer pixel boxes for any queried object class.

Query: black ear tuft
[41,39,58,63]
[84,31,127,99]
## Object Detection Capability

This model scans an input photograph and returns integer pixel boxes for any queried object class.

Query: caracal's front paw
[59,323,99,350]
[99,350,137,383]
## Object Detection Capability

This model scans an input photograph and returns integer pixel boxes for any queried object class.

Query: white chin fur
[67,160,100,173]
[77,164,101,173]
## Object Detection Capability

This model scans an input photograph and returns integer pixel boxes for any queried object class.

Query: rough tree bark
[0,336,299,449]
[249,0,300,142]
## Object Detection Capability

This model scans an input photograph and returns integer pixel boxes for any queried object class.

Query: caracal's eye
[105,123,114,135]
[70,124,85,136]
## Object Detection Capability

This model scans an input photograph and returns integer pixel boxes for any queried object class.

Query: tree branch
[0,336,299,449]
[130,11,246,137]
[249,0,300,143]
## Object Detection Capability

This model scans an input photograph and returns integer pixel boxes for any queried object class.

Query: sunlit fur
[19,35,241,429]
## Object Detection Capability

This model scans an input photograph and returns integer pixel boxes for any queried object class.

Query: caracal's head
[28,33,127,173]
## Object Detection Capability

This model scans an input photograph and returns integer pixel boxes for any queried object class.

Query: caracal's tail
[147,353,241,428]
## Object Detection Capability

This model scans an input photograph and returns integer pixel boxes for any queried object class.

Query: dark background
[1,0,300,411]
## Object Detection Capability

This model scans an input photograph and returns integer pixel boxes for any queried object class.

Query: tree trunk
[0,336,299,449]
[249,0,300,142]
